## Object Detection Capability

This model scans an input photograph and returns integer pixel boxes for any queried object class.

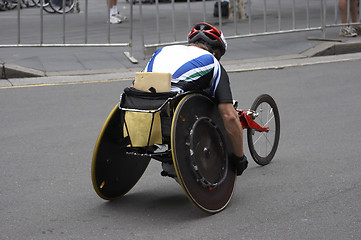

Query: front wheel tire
[247,94,280,166]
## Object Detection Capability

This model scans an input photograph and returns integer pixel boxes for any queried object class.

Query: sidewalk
[1,0,361,82]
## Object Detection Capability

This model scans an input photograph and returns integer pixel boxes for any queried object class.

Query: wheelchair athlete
[143,22,248,177]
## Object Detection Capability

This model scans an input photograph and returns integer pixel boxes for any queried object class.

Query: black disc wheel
[171,93,236,213]
[247,94,280,166]
[189,117,228,189]
[91,105,150,200]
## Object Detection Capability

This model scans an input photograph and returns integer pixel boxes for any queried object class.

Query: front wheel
[247,94,280,166]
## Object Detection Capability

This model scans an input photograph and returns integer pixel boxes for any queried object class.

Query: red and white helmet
[188,22,227,56]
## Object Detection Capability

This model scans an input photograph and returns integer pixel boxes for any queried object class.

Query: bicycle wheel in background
[32,0,55,13]
[247,94,280,166]
[23,0,37,7]
[49,0,75,13]
[6,0,17,9]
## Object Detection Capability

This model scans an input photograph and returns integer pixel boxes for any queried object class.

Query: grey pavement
[1,0,361,83]
[1,57,361,240]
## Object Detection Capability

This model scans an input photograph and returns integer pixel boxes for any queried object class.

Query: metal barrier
[0,0,360,62]
[0,0,137,63]
[141,0,361,56]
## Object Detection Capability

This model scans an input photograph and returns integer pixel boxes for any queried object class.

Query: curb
[1,63,45,79]
[2,40,361,81]
[301,39,361,57]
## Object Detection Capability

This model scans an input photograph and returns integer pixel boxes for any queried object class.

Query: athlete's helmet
[187,22,227,56]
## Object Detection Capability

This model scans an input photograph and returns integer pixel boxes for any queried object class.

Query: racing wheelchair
[91,72,280,213]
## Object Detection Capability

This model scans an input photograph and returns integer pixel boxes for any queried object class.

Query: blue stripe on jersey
[147,48,163,72]
[172,54,214,79]
[210,65,220,97]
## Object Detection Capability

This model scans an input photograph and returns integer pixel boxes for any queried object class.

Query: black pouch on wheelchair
[120,87,176,147]
[122,87,176,109]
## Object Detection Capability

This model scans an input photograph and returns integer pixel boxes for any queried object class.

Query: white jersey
[143,45,221,97]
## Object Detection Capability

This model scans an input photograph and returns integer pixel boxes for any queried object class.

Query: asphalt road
[1,58,361,239]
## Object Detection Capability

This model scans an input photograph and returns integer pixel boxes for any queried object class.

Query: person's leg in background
[106,0,122,24]
[338,0,360,37]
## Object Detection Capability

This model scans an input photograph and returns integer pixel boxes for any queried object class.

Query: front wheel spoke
[267,105,273,122]
[264,132,273,146]
[253,132,274,156]
[253,133,263,145]
[263,114,274,127]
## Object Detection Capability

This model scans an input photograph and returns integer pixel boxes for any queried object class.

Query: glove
[230,154,248,176]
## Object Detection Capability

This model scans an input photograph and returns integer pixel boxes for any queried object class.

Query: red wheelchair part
[238,110,269,132]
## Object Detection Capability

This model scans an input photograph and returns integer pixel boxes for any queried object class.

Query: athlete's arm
[218,103,244,157]
[215,65,244,158]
